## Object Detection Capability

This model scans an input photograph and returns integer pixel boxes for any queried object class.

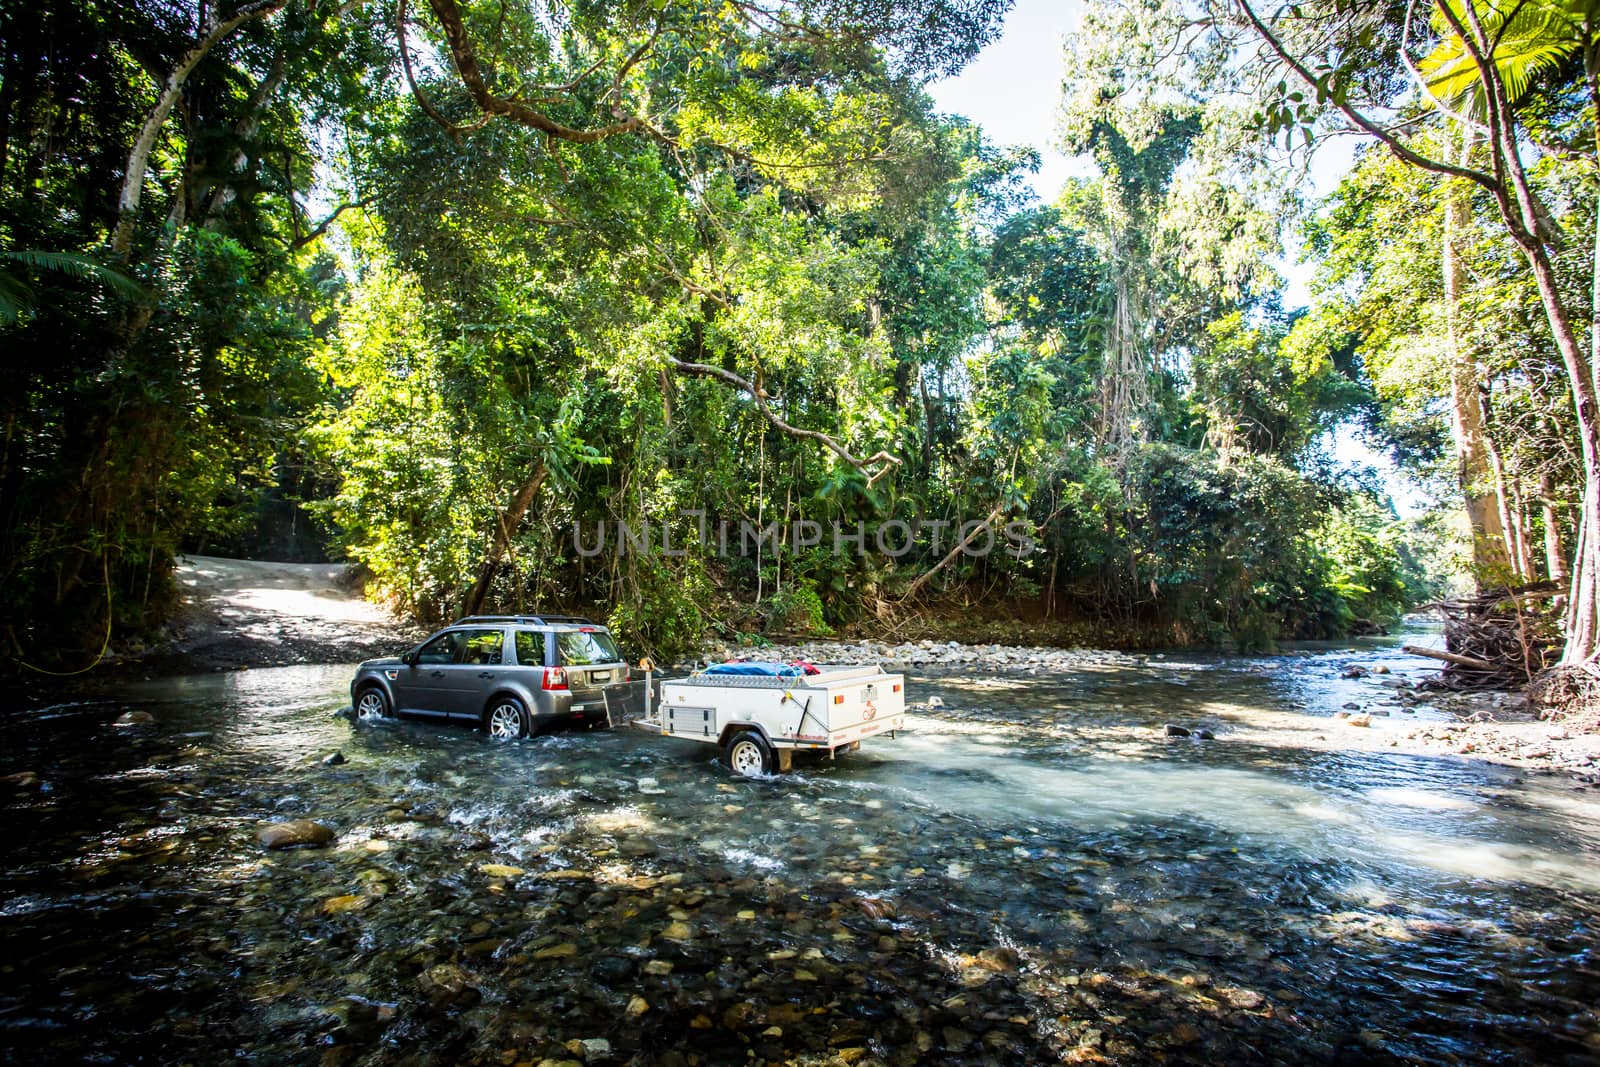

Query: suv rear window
[514,630,546,666]
[556,629,619,666]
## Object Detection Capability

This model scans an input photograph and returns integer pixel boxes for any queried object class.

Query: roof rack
[453,614,597,627]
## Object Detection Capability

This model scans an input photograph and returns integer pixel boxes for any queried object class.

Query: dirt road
[161,556,420,671]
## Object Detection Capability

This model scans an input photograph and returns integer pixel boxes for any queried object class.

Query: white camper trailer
[631,662,906,774]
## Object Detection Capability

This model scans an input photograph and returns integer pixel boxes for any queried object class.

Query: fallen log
[1403,645,1497,671]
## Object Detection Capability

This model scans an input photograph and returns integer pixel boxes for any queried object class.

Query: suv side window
[415,631,462,664]
[514,630,546,667]
[457,629,505,666]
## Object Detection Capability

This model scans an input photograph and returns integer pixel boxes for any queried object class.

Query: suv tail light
[542,667,568,691]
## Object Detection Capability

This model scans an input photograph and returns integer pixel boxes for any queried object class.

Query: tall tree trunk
[1520,245,1600,665]
[462,467,547,617]
[1484,432,1525,580]
[1508,475,1536,580]
[1443,132,1511,587]
[110,0,286,261]
[1543,471,1569,584]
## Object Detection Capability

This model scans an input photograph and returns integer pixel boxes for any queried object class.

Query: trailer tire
[724,730,774,776]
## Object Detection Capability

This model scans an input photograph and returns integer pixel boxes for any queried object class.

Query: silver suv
[350,615,629,739]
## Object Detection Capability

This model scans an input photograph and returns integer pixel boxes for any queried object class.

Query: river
[2,630,1597,1065]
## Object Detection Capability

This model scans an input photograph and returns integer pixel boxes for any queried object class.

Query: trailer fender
[716,721,772,749]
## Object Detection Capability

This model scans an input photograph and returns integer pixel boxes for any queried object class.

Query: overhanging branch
[1234,0,1500,191]
[421,0,650,143]
[667,357,900,487]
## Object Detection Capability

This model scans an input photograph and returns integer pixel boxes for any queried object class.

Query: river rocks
[1341,667,1367,679]
[534,942,578,960]
[320,894,371,915]
[113,710,156,726]
[566,1037,612,1061]
[257,819,335,849]
[589,956,636,984]
[1163,724,1190,738]
[479,863,526,878]
[974,946,1021,973]
[1,770,41,790]
[857,897,896,920]
[421,964,480,1009]
[943,1027,976,1052]
[333,996,396,1044]
[1346,714,1372,728]
[355,869,393,897]
[1221,987,1266,1010]
[709,637,1145,675]
[322,751,347,766]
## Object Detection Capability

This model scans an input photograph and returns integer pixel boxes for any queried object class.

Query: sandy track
[163,555,421,671]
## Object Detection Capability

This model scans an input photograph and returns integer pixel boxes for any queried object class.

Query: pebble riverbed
[2,628,1598,1065]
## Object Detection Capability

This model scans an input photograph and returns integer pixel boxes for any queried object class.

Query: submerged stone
[590,956,636,984]
[321,894,370,915]
[257,819,335,850]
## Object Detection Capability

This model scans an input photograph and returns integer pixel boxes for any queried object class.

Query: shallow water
[2,628,1598,1065]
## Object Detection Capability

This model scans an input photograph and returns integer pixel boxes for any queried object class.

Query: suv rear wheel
[485,697,531,741]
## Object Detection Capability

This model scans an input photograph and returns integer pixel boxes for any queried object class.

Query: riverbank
[710,637,1600,784]
[69,557,1597,783]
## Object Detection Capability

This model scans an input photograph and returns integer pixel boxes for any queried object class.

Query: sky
[925,0,1085,204]
[923,0,1427,515]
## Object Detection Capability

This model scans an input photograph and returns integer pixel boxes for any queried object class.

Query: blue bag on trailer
[703,661,804,677]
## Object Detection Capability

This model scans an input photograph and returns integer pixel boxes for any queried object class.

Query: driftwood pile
[1403,581,1564,691]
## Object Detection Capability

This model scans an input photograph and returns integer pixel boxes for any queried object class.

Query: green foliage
[1314,498,1431,626]
[766,581,835,637]
[0,0,1469,669]
[606,556,712,664]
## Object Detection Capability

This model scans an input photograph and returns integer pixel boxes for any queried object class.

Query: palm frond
[0,251,151,324]
[0,271,36,325]
[1420,0,1584,109]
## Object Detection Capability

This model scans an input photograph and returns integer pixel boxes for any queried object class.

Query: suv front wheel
[485,697,531,741]
[355,686,390,721]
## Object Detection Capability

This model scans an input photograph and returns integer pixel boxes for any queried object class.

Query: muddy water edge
[2,635,1598,1066]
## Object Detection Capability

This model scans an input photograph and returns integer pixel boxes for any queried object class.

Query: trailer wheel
[725,731,773,776]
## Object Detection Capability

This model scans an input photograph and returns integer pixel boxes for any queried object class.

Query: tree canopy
[11,0,1567,673]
